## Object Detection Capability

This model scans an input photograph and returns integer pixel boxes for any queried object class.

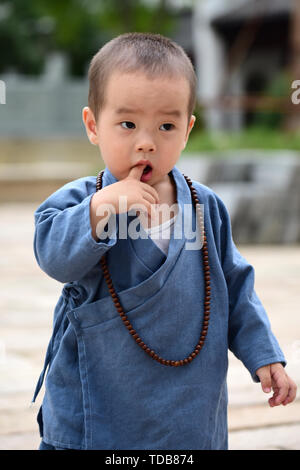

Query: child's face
[83,71,195,185]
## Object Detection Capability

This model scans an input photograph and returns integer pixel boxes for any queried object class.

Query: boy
[33,33,296,450]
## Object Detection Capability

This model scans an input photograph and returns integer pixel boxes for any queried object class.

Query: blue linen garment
[32,165,286,450]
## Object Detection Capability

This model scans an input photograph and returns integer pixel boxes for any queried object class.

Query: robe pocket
[66,288,160,333]
[66,285,199,367]
[66,295,120,330]
[66,290,167,344]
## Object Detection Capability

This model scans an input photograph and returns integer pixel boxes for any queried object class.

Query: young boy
[33,33,296,450]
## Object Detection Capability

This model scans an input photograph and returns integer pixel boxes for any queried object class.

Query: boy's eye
[160,123,174,131]
[121,121,135,129]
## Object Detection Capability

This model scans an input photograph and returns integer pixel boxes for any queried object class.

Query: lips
[135,160,153,182]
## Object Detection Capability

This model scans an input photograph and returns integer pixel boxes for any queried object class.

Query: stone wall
[177,151,300,244]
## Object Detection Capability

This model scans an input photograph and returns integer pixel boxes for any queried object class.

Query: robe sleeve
[215,195,286,382]
[33,177,117,283]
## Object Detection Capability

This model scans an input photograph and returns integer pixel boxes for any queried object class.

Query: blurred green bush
[0,0,177,76]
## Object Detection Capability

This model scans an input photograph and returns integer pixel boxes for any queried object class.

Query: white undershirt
[142,214,177,255]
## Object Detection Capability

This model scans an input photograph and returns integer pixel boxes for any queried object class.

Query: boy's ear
[182,114,196,150]
[82,107,99,145]
[188,114,196,134]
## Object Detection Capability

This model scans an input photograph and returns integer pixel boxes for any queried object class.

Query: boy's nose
[135,135,156,153]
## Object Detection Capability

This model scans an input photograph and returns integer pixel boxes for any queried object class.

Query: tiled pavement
[0,202,299,450]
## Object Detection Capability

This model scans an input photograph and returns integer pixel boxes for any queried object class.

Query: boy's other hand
[256,363,297,407]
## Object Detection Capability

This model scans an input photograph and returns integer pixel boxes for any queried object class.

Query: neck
[152,172,177,206]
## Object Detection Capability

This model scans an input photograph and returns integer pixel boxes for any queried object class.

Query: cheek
[99,141,128,171]
[99,134,119,156]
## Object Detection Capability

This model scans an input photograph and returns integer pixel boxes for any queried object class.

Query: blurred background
[0,0,299,450]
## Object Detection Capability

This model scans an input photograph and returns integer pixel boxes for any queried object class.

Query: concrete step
[0,162,99,203]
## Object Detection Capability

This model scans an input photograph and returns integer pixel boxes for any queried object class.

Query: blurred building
[0,3,195,139]
[1,0,296,137]
[193,0,294,131]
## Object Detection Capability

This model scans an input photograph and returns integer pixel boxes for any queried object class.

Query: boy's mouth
[141,164,153,182]
[143,164,152,174]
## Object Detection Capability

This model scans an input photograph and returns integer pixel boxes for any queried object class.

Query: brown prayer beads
[96,170,211,366]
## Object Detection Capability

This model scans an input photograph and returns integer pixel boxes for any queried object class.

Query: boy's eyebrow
[114,107,182,117]
[160,110,182,117]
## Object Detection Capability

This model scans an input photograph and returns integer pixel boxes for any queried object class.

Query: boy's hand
[95,164,159,217]
[256,363,297,407]
[90,164,159,240]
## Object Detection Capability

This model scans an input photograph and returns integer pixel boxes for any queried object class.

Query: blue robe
[32,165,286,450]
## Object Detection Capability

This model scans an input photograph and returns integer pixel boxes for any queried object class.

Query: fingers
[127,164,160,204]
[282,377,297,406]
[270,364,289,406]
[128,164,147,180]
[268,382,289,407]
[269,370,296,407]
[142,190,158,206]
[253,365,297,408]
[259,364,297,407]
[256,365,272,393]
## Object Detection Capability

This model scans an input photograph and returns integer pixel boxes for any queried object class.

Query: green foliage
[0,0,177,76]
[185,126,300,153]
[251,71,292,129]
[191,101,205,133]
[0,0,46,74]
[95,0,175,36]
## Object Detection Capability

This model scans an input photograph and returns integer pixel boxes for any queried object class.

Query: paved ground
[0,202,299,450]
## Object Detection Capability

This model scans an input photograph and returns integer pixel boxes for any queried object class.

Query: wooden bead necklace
[96,170,211,366]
